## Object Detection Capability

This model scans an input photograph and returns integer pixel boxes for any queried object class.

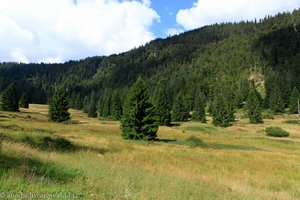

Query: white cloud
[177,0,300,30]
[165,28,184,37]
[0,0,159,63]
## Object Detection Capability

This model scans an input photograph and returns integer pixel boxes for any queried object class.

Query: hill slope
[0,9,299,110]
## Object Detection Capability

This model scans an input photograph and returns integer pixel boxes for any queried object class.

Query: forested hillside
[0,9,299,117]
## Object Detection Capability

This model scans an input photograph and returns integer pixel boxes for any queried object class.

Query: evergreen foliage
[19,93,29,108]
[245,88,263,124]
[83,96,89,113]
[211,87,235,127]
[192,91,206,123]
[48,87,70,122]
[154,86,171,126]
[172,95,189,122]
[74,93,83,109]
[111,91,123,120]
[269,84,284,113]
[1,84,19,112]
[288,87,300,114]
[120,77,159,141]
[87,91,97,118]
[0,9,299,115]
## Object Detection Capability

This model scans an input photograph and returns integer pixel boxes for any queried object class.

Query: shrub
[184,135,206,147]
[266,127,289,137]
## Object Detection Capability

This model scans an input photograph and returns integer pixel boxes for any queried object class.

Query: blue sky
[150,0,195,37]
[0,0,299,63]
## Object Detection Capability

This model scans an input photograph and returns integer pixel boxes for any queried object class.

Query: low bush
[184,136,206,147]
[266,127,289,137]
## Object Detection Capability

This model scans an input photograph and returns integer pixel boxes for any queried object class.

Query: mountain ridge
[0,9,299,113]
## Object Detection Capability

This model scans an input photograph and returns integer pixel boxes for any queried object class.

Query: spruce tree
[111,91,123,120]
[102,93,112,118]
[1,84,19,112]
[211,94,229,127]
[48,87,70,122]
[245,88,263,124]
[154,86,171,126]
[288,87,300,114]
[74,93,82,109]
[211,88,234,127]
[192,91,206,123]
[269,85,284,113]
[120,77,158,141]
[19,93,29,108]
[172,95,189,122]
[83,96,90,113]
[88,91,97,118]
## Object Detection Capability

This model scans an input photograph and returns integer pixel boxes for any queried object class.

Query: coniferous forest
[0,9,300,124]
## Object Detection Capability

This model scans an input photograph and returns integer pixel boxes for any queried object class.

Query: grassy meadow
[0,104,300,199]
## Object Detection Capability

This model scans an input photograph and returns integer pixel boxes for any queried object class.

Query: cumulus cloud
[177,0,300,30]
[0,0,159,63]
[165,28,184,37]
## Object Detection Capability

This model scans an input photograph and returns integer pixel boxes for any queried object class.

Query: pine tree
[69,92,77,108]
[288,87,300,114]
[269,85,284,113]
[211,88,234,127]
[245,88,263,124]
[74,93,82,109]
[192,91,206,123]
[19,93,29,108]
[88,91,97,118]
[154,86,171,126]
[225,92,236,122]
[48,87,70,122]
[102,93,112,118]
[83,96,90,113]
[172,95,189,122]
[120,77,159,141]
[111,91,123,120]
[1,84,19,112]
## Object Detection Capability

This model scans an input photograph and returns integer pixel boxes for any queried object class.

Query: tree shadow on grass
[210,143,263,151]
[169,123,181,127]
[4,134,114,156]
[0,154,78,183]
[155,138,178,143]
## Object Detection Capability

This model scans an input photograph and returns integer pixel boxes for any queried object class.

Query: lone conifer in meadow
[1,84,19,112]
[245,88,263,124]
[88,91,97,118]
[288,87,300,114]
[192,91,206,123]
[172,95,189,122]
[19,93,29,108]
[48,87,70,122]
[121,77,159,141]
[154,86,171,126]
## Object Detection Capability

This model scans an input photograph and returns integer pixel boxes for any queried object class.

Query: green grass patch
[283,120,300,124]
[266,127,289,137]
[184,126,216,134]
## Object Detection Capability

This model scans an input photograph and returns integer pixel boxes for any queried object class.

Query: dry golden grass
[0,104,299,199]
